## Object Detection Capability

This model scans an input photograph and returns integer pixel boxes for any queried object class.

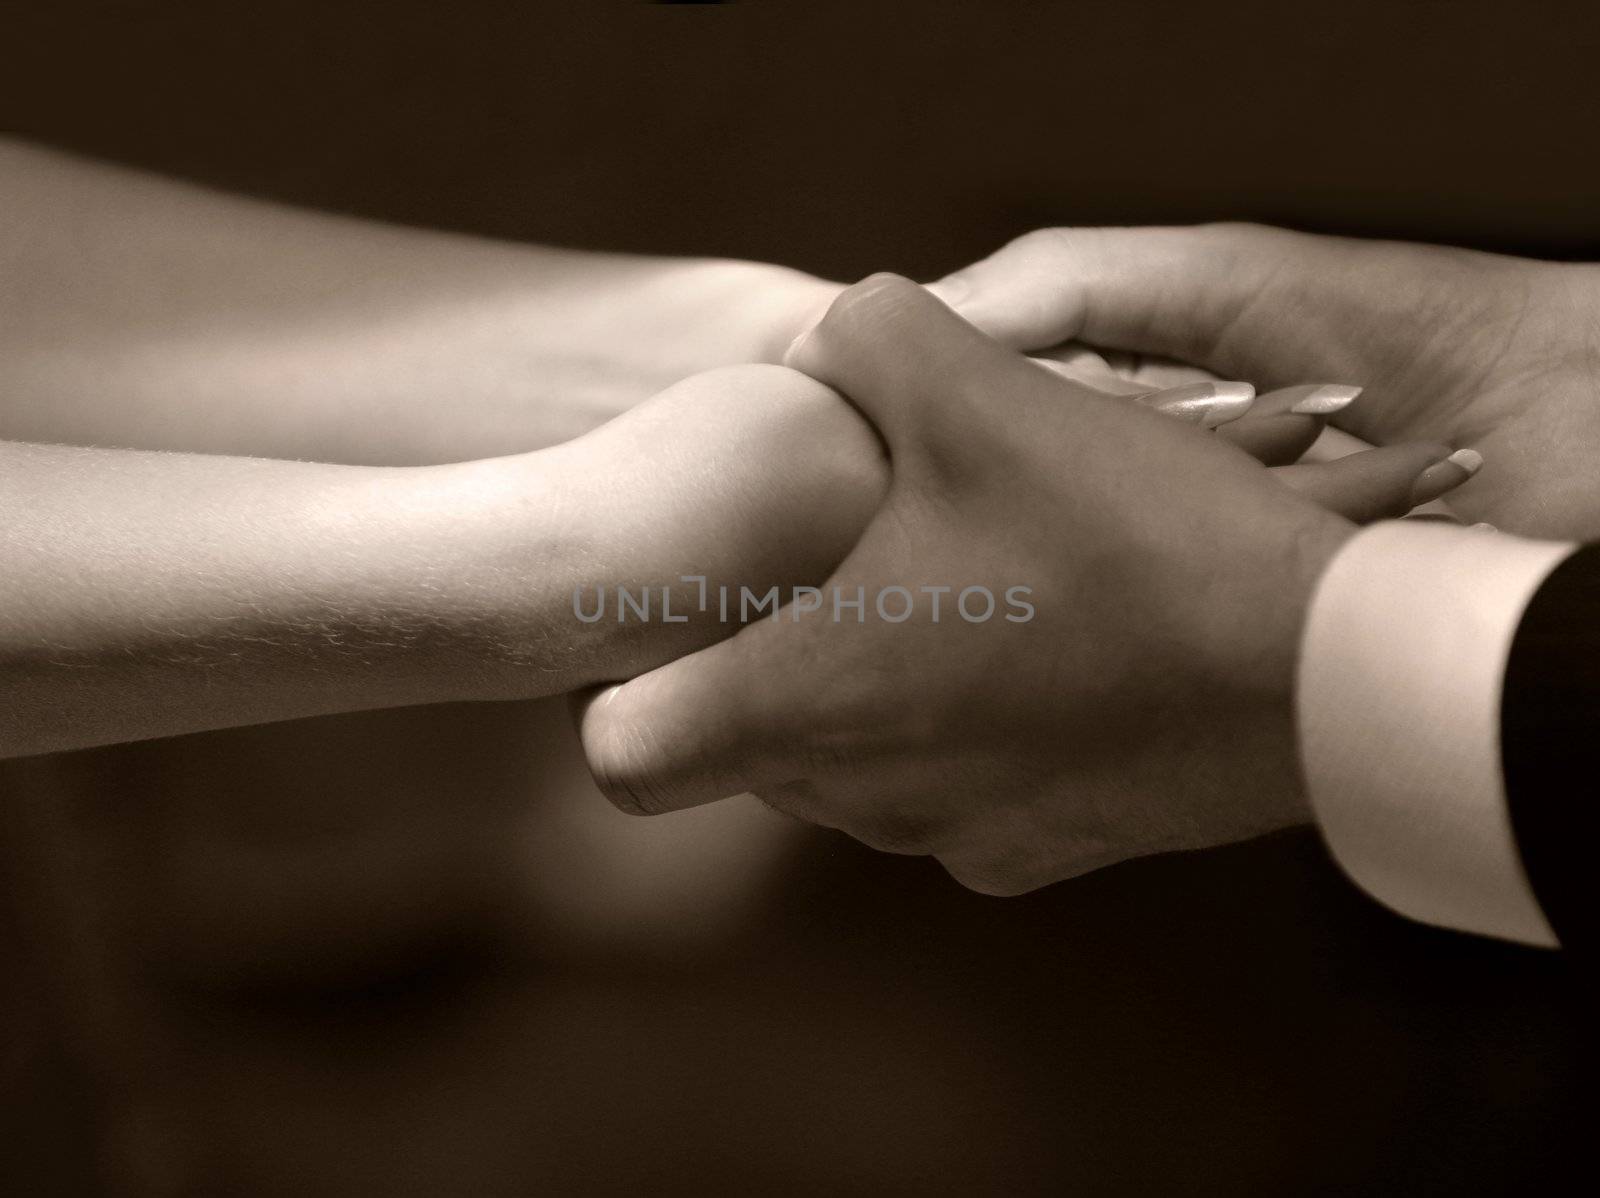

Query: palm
[1133,236,1600,538]
[951,224,1600,539]
[1235,244,1600,534]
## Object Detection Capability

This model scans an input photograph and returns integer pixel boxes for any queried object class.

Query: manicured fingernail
[1146,381,1256,427]
[1470,522,1498,532]
[1288,383,1363,416]
[1409,448,1484,507]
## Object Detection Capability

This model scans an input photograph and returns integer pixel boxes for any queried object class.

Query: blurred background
[2,2,1588,1193]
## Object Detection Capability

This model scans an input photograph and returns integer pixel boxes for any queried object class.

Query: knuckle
[1003,225,1098,266]
[853,806,939,856]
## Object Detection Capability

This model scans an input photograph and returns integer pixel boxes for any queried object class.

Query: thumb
[785,273,1118,459]
[929,224,1365,386]
[574,616,814,816]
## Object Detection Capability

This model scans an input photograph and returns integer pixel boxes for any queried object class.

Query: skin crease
[468,363,892,692]
[0,140,848,984]
[2,349,1452,978]
[0,143,1472,979]
[0,366,888,759]
[933,222,1600,541]
[14,350,1429,758]
[1,364,893,985]
[579,278,1361,897]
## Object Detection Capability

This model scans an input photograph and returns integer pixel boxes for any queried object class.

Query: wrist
[440,358,887,699]
[402,443,739,702]
[369,453,598,700]
[735,263,843,364]
[1270,514,1358,825]
[477,255,839,452]
[628,257,842,371]
[1196,511,1355,833]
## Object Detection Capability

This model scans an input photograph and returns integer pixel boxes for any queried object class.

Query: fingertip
[1409,446,1484,507]
[575,673,708,818]
[1142,380,1255,427]
[1288,383,1363,416]
[1199,381,1256,428]
[1273,440,1465,523]
[576,627,812,818]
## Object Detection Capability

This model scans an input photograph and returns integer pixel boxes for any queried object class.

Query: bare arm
[0,364,887,758]
[0,140,834,465]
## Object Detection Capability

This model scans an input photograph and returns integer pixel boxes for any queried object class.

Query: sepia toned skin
[0,145,1455,761]
[932,223,1600,541]
[0,138,837,464]
[0,144,1464,984]
[583,227,1600,895]
[0,139,849,758]
[0,367,888,758]
[0,139,855,985]
[579,278,1376,894]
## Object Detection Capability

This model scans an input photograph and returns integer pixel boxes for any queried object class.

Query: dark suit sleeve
[1501,542,1600,952]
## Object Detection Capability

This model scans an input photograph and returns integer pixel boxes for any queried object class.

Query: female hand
[487,352,1477,696]
[933,223,1600,537]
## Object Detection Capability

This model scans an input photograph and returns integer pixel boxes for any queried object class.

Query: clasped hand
[572,273,1474,894]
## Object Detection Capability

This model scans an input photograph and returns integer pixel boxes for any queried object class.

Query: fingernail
[1288,383,1363,416]
[1147,381,1256,427]
[1409,448,1484,507]
[1470,521,1498,532]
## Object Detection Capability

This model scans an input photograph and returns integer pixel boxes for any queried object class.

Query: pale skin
[0,138,833,464]
[582,227,1600,896]
[0,368,886,757]
[931,223,1600,540]
[0,144,1458,761]
[0,141,852,982]
[0,139,838,757]
[0,146,1470,983]
[578,278,1449,894]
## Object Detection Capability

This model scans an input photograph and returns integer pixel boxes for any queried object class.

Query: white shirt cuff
[1298,521,1576,946]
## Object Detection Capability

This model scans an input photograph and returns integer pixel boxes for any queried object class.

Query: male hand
[932,223,1600,538]
[577,277,1365,893]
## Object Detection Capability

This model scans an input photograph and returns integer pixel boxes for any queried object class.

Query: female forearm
[0,139,834,465]
[0,439,550,757]
[0,363,889,758]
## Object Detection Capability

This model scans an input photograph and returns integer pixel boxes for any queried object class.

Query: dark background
[2,2,1589,1194]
